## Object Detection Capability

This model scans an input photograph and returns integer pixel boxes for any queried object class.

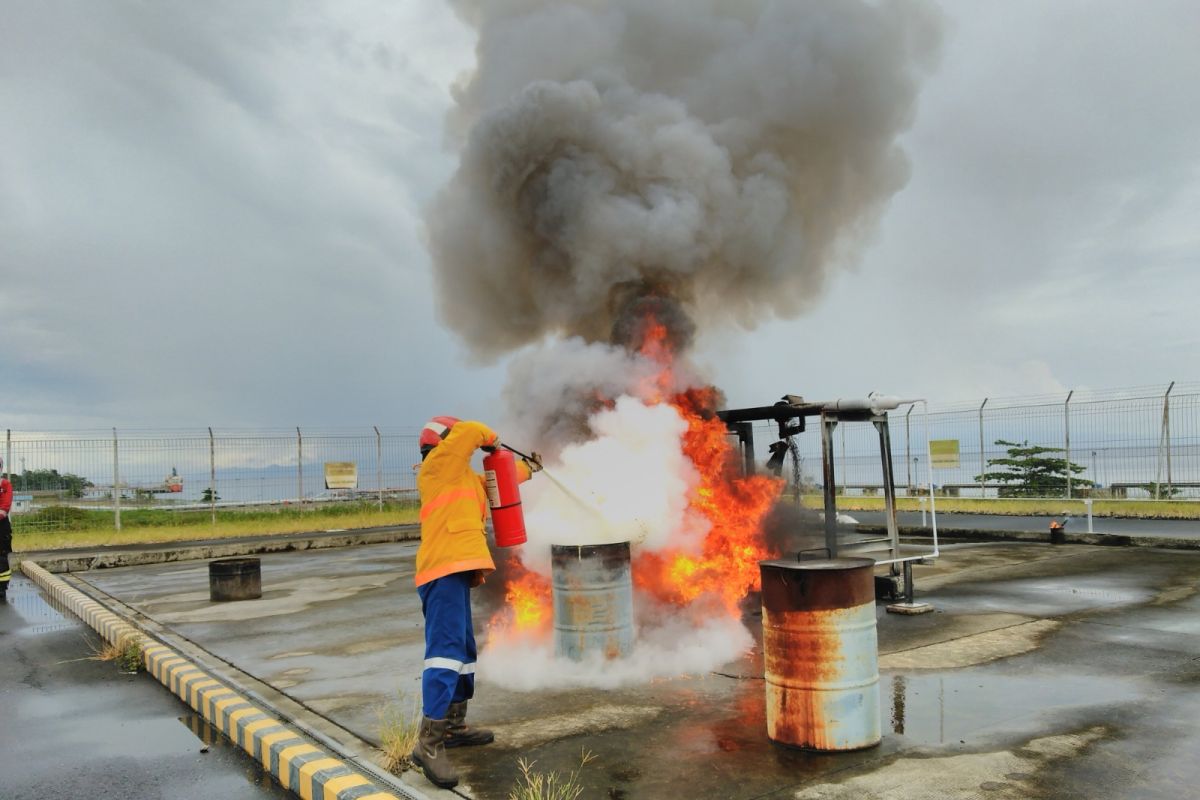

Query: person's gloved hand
[524,452,544,473]
[481,439,500,454]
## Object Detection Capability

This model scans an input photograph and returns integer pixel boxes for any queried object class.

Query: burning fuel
[427,0,943,689]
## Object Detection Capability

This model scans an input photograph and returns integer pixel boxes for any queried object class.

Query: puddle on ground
[178,711,286,792]
[7,579,80,635]
[885,670,1134,746]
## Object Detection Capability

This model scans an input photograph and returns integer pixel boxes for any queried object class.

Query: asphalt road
[849,510,1200,538]
[0,575,293,800]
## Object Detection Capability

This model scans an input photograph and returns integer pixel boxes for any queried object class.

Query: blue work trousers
[417,571,477,720]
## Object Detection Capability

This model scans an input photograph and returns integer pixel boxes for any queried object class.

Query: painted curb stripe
[18,561,404,800]
[278,744,323,789]
[295,756,345,800]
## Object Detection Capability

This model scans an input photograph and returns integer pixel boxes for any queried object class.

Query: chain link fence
[3,427,422,534]
[749,382,1199,501]
[4,382,1197,534]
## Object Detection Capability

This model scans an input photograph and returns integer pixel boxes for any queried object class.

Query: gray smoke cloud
[429,0,942,357]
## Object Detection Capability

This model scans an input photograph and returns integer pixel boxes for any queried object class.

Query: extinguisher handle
[499,443,533,461]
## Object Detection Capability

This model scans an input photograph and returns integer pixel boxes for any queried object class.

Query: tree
[10,468,94,498]
[1142,482,1180,499]
[200,488,221,503]
[975,439,1094,498]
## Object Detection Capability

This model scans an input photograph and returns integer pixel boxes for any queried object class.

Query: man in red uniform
[408,417,539,789]
[0,458,13,600]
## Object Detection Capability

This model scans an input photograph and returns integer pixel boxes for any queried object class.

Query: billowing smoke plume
[430,0,943,358]
[430,0,942,690]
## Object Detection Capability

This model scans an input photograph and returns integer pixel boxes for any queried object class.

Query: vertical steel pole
[905,405,913,493]
[208,426,216,525]
[839,422,847,494]
[113,427,121,531]
[374,425,383,512]
[296,427,303,508]
[875,416,900,559]
[820,414,839,557]
[978,398,988,498]
[1064,389,1074,499]
[5,429,10,483]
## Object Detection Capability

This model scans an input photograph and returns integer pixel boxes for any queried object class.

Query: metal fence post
[1160,381,1175,499]
[113,427,121,531]
[296,427,303,508]
[1064,389,1074,499]
[5,429,10,483]
[374,425,383,511]
[978,398,988,498]
[209,426,216,525]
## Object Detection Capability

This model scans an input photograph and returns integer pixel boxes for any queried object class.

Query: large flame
[488,311,783,637]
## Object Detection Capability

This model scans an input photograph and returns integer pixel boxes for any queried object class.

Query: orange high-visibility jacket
[414,420,531,587]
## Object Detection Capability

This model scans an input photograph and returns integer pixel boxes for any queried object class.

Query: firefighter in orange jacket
[410,417,539,789]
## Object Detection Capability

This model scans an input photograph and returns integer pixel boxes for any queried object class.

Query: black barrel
[209,557,262,602]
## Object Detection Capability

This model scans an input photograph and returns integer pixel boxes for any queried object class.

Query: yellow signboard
[929,440,960,469]
[324,461,358,490]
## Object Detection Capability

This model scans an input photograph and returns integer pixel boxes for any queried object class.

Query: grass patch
[804,495,1200,520]
[15,500,420,551]
[377,692,422,774]
[89,634,144,673]
[509,750,597,800]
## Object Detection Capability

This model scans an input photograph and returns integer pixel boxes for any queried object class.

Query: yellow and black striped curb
[20,560,410,800]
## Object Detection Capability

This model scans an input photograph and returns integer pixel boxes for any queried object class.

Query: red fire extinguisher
[483,449,527,547]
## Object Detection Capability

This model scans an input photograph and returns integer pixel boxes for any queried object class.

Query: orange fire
[488,557,552,636]
[633,384,783,613]
[488,310,783,636]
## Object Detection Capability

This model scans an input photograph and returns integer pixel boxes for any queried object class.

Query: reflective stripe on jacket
[414,421,531,587]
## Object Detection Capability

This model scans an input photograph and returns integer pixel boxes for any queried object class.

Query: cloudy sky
[2,1,1197,432]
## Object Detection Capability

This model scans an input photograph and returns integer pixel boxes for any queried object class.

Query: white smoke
[480,615,753,691]
[517,395,709,576]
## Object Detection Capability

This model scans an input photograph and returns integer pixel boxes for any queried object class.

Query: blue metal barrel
[551,541,634,661]
[759,557,880,751]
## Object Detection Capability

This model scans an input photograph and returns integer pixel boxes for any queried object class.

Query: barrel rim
[210,557,262,568]
[550,540,632,556]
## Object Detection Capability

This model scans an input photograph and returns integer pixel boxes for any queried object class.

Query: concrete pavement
[0,575,294,800]
[53,535,1200,799]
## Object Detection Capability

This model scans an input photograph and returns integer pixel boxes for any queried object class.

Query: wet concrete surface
[0,575,293,800]
[74,539,1200,799]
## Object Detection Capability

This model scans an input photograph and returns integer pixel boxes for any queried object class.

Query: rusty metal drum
[551,541,634,661]
[759,557,880,751]
[209,557,263,602]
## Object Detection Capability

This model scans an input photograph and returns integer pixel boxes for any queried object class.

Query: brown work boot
[445,700,495,748]
[411,716,459,789]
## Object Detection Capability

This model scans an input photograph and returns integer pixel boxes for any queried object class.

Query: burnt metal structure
[718,394,938,604]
